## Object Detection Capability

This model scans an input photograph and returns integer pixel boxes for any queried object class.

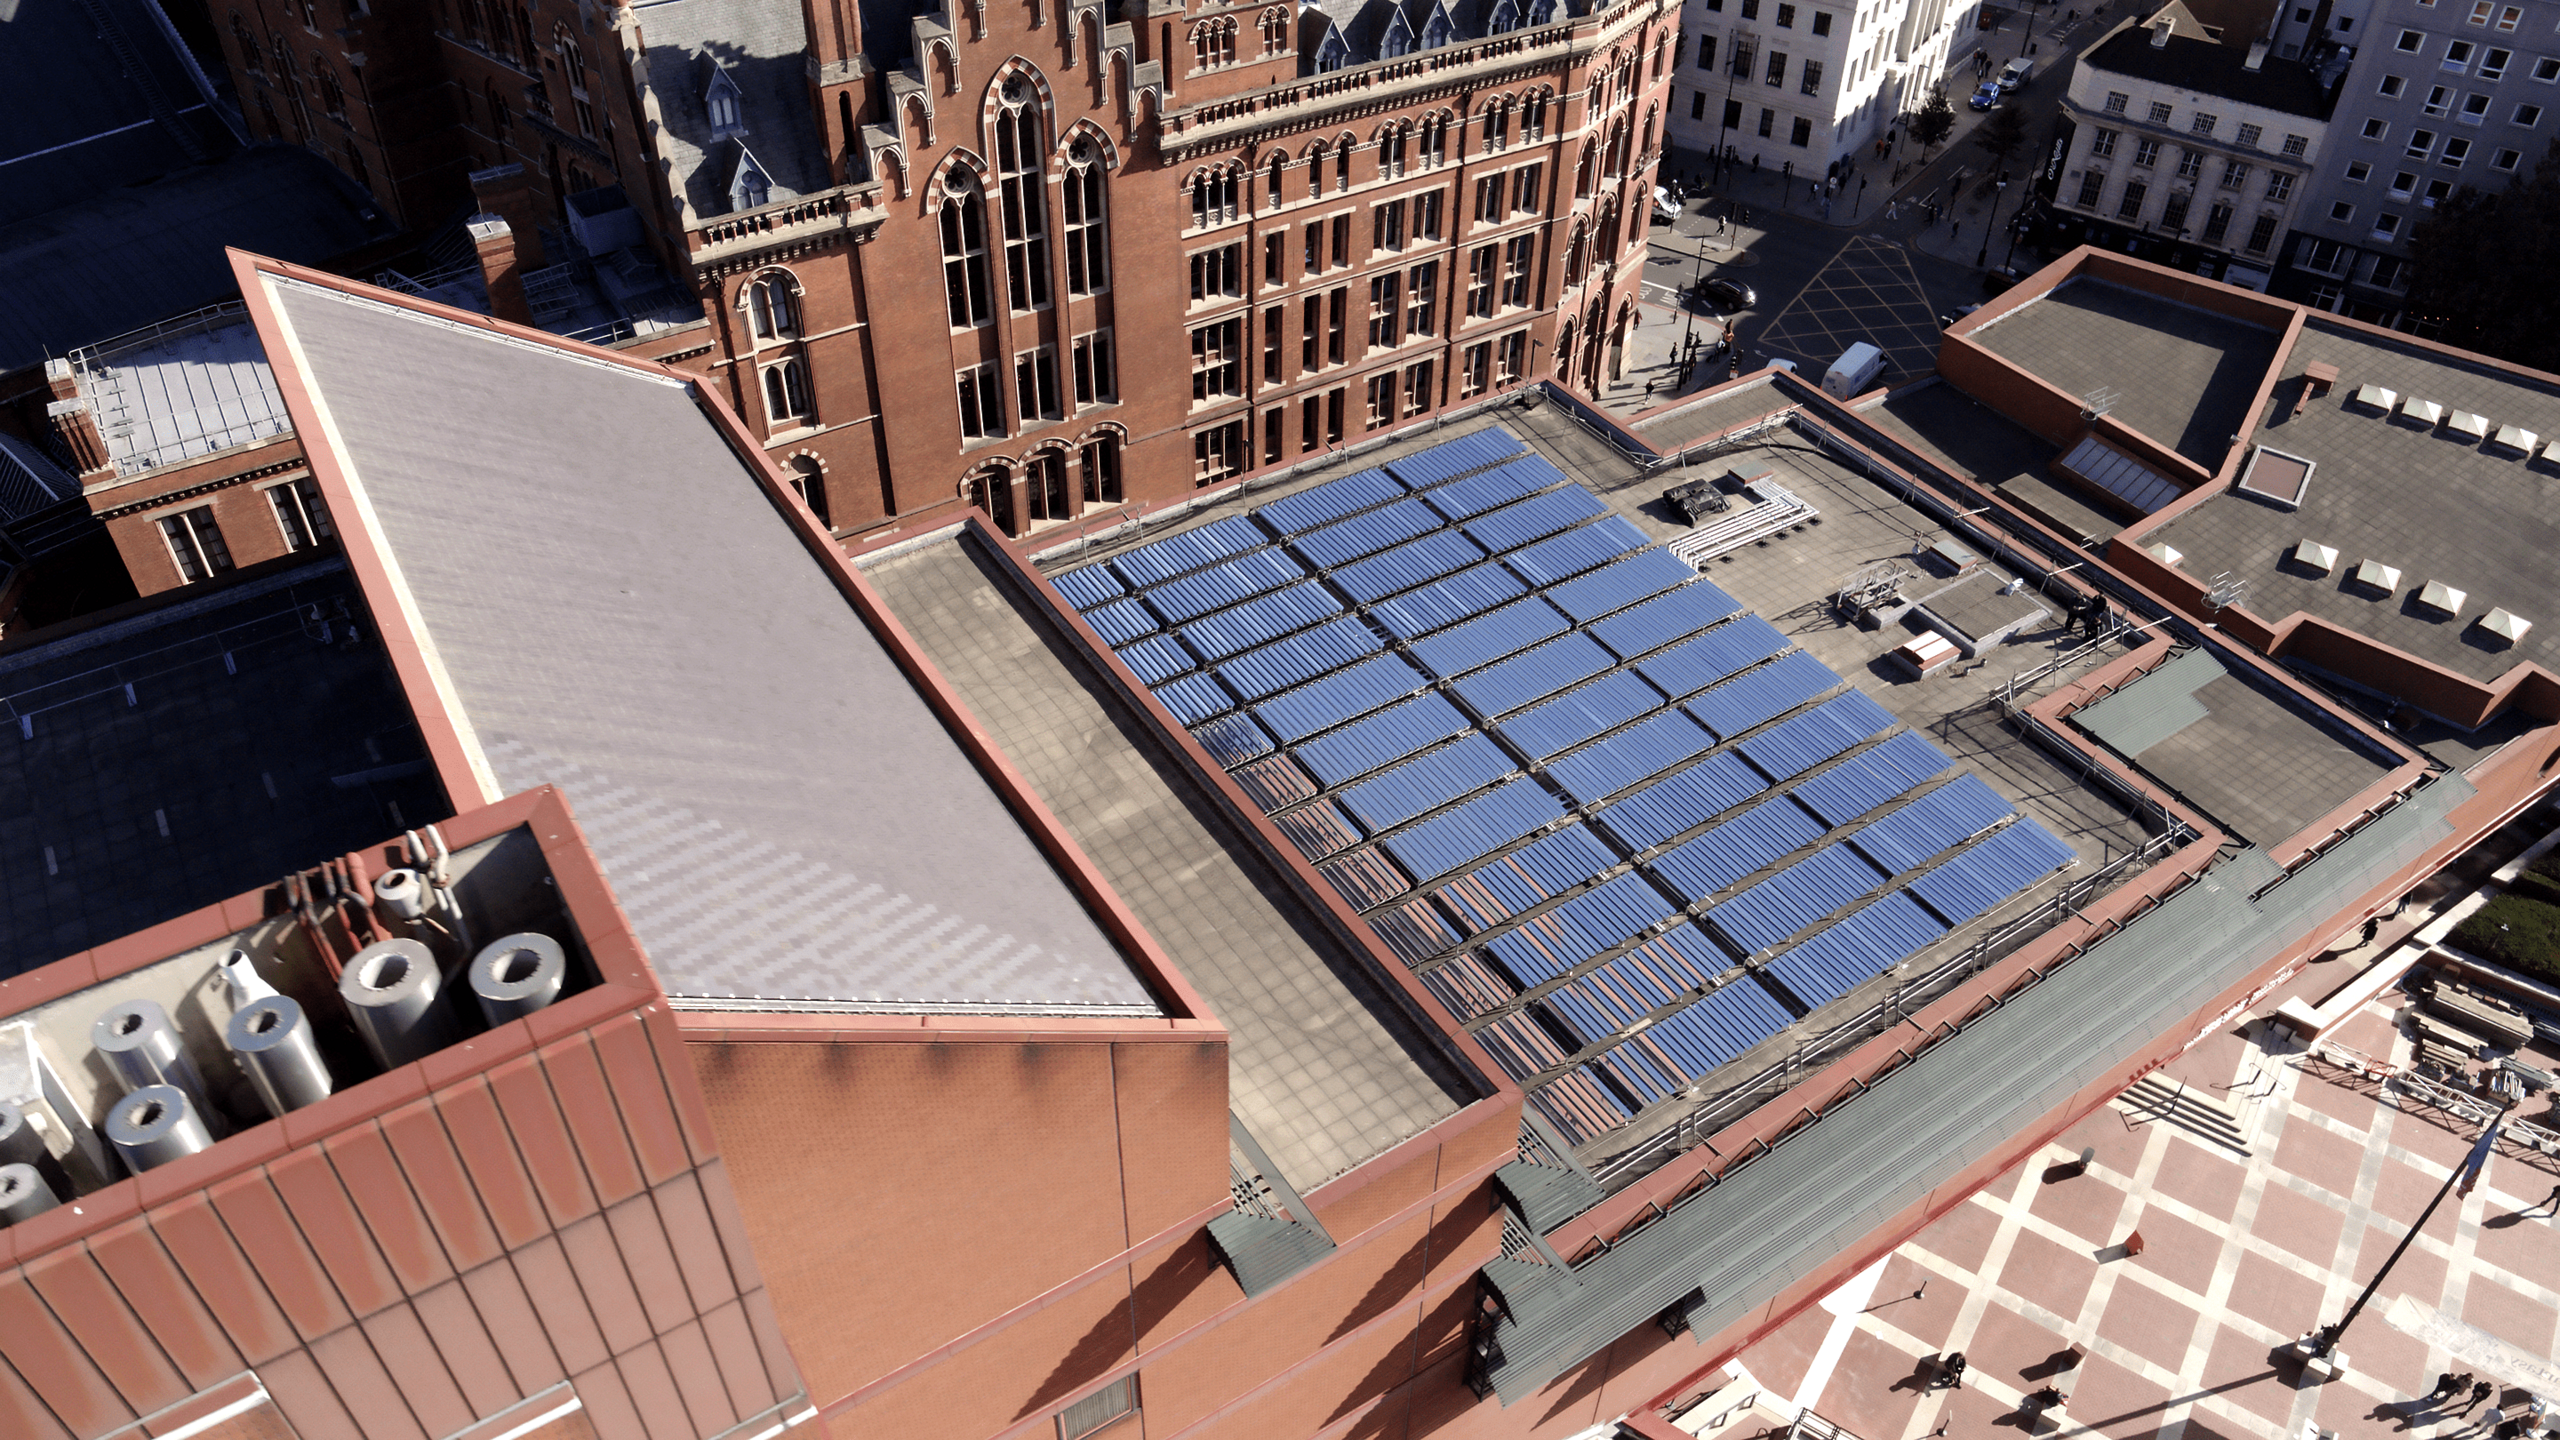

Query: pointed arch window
[558,28,596,138]
[1063,141,1109,295]
[940,177,995,327]
[1258,7,1288,54]
[995,80,1051,311]
[1080,433,1123,504]
[745,271,801,340]
[233,13,265,77]
[1193,17,1236,70]
[762,359,811,424]
[787,456,831,528]
[1191,166,1240,228]
[486,79,512,142]
[706,68,745,135]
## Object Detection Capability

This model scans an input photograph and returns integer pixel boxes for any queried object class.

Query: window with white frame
[2330,200,2355,221]
[2362,118,2390,139]
[2266,171,2295,201]
[2516,102,2544,126]
[2493,146,2522,169]
[762,358,811,424]
[2220,159,2249,188]
[2381,73,2408,95]
[2090,127,2118,157]
[1014,346,1061,424]
[2481,47,2510,78]
[2426,84,2454,115]
[2396,28,2424,51]
[994,91,1050,311]
[2346,160,2372,181]
[2445,39,2475,70]
[2407,127,2437,156]
[2148,100,2174,123]
[2462,92,2491,122]
[2442,136,2472,164]
[2235,123,2263,148]
[1063,145,1108,295]
[2104,91,2128,113]
[940,180,994,327]
[745,272,800,341]
[2176,148,2204,178]
[267,478,334,550]
[159,507,234,584]
[1191,319,1241,401]
[1072,330,1116,405]
[1056,1377,1137,1440]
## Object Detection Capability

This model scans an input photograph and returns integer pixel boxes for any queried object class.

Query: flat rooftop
[2145,316,2560,684]
[75,308,294,474]
[1968,277,2284,471]
[257,271,1158,1017]
[1868,381,2122,547]
[2071,648,2397,848]
[0,561,449,970]
[1030,402,2154,1172]
[866,533,1474,1189]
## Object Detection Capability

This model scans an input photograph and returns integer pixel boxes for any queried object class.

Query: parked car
[1970,82,2002,110]
[1998,56,2033,90]
[1696,277,1757,312]
[1653,185,1682,223]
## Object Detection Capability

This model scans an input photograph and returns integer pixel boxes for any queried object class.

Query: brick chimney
[2244,38,2269,69]
[42,359,111,477]
[469,214,534,326]
[2150,15,2174,45]
[468,163,547,270]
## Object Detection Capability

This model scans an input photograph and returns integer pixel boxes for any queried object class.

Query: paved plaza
[1700,969,2560,1440]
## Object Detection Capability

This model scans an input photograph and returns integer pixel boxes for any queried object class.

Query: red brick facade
[203,0,1679,542]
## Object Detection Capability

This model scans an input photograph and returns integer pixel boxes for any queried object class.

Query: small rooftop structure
[2350,384,2397,413]
[2294,540,2338,574]
[67,304,293,474]
[2446,411,2491,443]
[2479,608,2532,645]
[2416,580,2467,616]
[2234,446,2314,509]
[2351,558,2401,594]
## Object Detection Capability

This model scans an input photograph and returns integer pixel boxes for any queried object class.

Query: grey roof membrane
[264,276,1157,1016]
[0,146,391,373]
[632,0,830,222]
[2072,647,2224,757]
[1484,768,2471,1400]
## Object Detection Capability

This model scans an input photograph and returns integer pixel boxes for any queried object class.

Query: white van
[1998,56,2033,90]
[1823,342,1886,398]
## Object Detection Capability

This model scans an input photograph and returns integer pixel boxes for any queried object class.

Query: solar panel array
[1050,426,2075,1150]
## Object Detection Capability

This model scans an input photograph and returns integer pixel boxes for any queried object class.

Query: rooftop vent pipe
[106,1085,212,1171]
[227,997,333,1116]
[92,999,223,1134]
[470,933,565,1025]
[373,868,430,921]
[0,1102,68,1199]
[0,1164,57,1225]
[341,938,459,1068]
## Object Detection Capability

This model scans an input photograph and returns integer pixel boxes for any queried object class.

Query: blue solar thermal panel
[1550,872,1677,952]
[1588,580,1745,660]
[1736,691,1897,783]
[1191,712,1274,767]
[1336,734,1516,832]
[1368,561,1528,638]
[1438,826,1617,933]
[1685,650,1841,741]
[1293,693,1473,787]
[1335,529,1489,604]
[1052,564,1125,610]
[1545,550,1698,624]
[1318,848,1408,907]
[1635,616,1791,700]
[1850,775,2018,875]
[1706,844,1887,954]
[1412,597,1570,679]
[1384,426,1527,487]
[1177,581,1344,661]
[1256,467,1405,535]
[1109,515,1271,589]
[1213,617,1385,701]
[1640,981,1794,1079]
[1474,1013,1570,1081]
[1909,819,2076,926]
[1571,953,1681,1029]
[1504,516,1649,588]
[1231,752,1318,812]
[1647,795,1827,904]
[1532,1067,1635,1145]
[1597,1043,1680,1104]
[1418,456,1565,521]
[1484,911,1605,990]
[1113,634,1196,686]
[1542,987,1619,1049]
[1082,597,1159,647]
[1253,653,1426,742]
[1544,709,1716,805]
[1420,953,1517,1022]
[1275,799,1363,861]
[1461,487,1609,554]
[1791,730,1957,827]
[1497,669,1665,760]
[1452,632,1615,718]
[1291,498,1445,570]
[1596,752,1770,852]
[1381,779,1565,882]
[1139,548,1307,625]
[1764,893,1949,1011]
[1373,897,1464,963]
[1150,672,1237,726]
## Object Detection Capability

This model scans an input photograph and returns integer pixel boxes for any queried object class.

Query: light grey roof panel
[1482,769,2469,1401]
[2070,648,2224,757]
[267,276,1156,1016]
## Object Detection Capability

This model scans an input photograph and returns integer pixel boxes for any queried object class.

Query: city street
[1607,0,2126,408]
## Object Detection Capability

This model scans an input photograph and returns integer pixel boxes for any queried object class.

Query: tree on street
[1970,105,2031,173]
[1912,87,1956,153]
[2404,139,2560,374]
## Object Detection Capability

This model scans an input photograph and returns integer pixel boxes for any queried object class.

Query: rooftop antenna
[2204,570,2248,622]
[2082,385,2122,420]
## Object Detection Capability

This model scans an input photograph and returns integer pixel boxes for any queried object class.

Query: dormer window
[706,67,745,137]
[731,148,771,210]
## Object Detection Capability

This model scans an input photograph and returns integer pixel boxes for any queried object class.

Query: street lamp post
[1977,179,2008,266]
[2306,1113,2505,1368]
[2003,197,2033,268]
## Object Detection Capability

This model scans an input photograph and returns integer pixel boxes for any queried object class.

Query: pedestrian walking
[1942,1352,1968,1390]
[1783,159,1793,180]
[2538,1182,2559,1213]
[2432,1373,2460,1400]
[1752,153,1761,172]
[2481,1403,2507,1435]
[2466,1381,2495,1414]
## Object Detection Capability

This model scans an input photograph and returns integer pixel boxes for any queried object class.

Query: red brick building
[207,0,1681,541]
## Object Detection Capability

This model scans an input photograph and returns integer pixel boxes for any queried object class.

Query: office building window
[957,362,1006,437]
[160,507,235,584]
[1014,346,1062,424]
[1191,319,1243,401]
[1073,331,1117,405]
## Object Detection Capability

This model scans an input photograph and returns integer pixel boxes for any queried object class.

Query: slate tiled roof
[634,0,832,220]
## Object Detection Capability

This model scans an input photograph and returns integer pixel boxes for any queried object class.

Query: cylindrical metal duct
[0,1102,45,1170]
[0,1164,58,1225]
[373,868,430,921]
[105,1086,212,1171]
[226,996,333,1117]
[91,1000,221,1132]
[470,933,565,1025]
[340,938,457,1068]
[220,947,281,1006]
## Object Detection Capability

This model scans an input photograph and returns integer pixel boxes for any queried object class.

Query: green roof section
[2070,648,2224,758]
